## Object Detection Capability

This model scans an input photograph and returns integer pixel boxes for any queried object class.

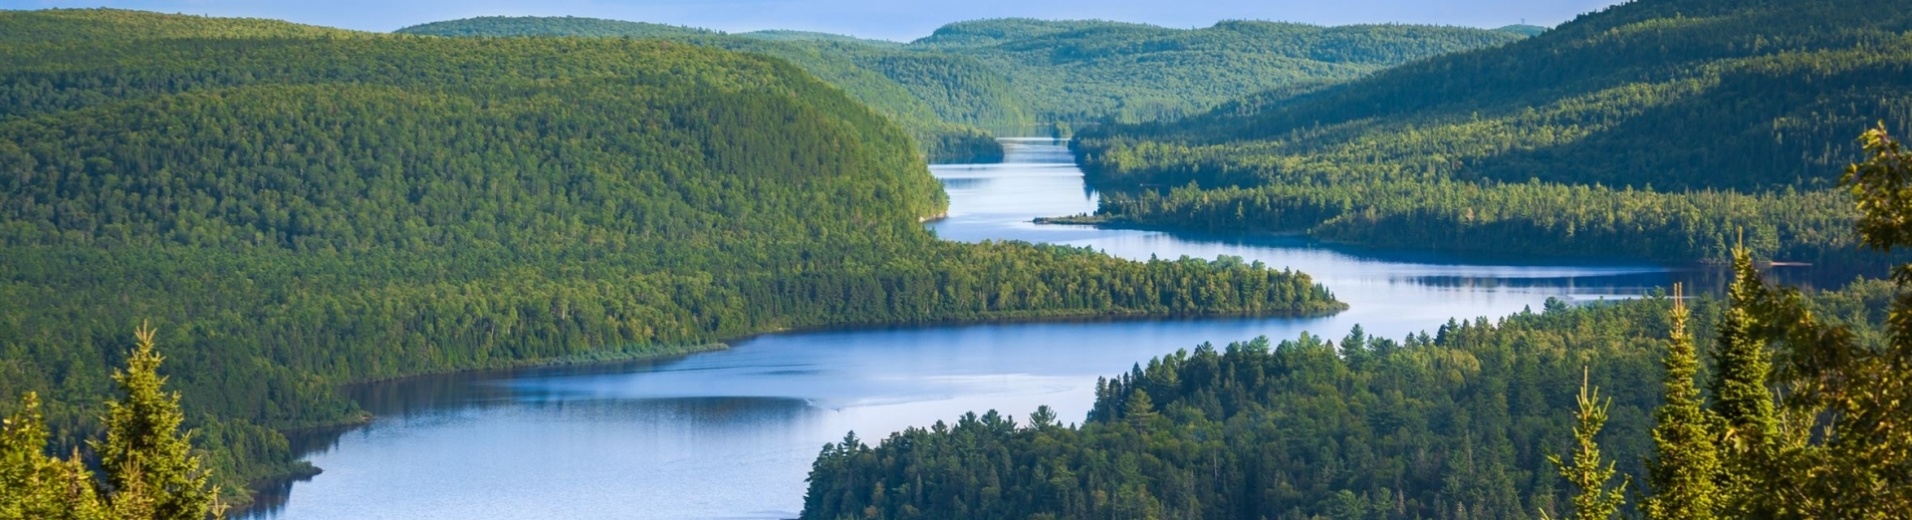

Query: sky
[10,0,1631,41]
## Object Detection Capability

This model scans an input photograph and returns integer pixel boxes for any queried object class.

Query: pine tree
[1642,284,1721,520]
[1,393,108,520]
[94,323,223,520]
[1545,369,1626,520]
[1710,245,1778,518]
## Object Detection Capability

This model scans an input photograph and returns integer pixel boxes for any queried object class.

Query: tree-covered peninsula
[0,8,1342,503]
[803,125,1912,520]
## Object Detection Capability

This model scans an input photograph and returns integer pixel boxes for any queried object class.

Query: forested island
[1066,0,1912,272]
[396,16,1529,163]
[0,8,1342,506]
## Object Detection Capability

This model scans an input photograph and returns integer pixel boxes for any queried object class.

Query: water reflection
[243,139,1784,520]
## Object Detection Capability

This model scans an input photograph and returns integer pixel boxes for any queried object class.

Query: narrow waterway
[243,138,1691,519]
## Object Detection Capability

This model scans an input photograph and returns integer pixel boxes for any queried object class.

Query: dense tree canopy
[801,246,1909,520]
[1070,0,1912,271]
[396,16,1527,161]
[804,115,1912,520]
[803,300,1687,520]
[0,8,1342,504]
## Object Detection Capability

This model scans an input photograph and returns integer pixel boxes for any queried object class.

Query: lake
[241,138,1693,519]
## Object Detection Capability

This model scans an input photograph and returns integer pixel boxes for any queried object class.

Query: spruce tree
[1,393,108,520]
[94,323,222,520]
[1545,369,1627,520]
[1642,285,1721,520]
[1709,244,1778,518]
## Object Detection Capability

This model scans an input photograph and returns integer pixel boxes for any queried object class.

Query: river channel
[243,138,1689,519]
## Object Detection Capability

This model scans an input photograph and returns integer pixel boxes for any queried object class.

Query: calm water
[243,138,1695,520]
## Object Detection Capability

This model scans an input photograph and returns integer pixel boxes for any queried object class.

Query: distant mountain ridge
[1494,24,1548,36]
[397,16,1527,160]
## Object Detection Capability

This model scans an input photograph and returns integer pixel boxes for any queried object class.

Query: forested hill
[802,300,1688,520]
[803,128,1912,518]
[801,280,1900,519]
[0,8,1343,504]
[1070,0,1912,271]
[396,16,1527,160]
[911,18,1527,124]
[397,15,1014,163]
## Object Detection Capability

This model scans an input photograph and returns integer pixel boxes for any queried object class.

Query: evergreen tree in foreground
[1646,124,1912,519]
[1642,284,1721,520]
[0,323,222,519]
[1755,124,1912,518]
[1,393,108,520]
[1709,245,1780,518]
[95,323,223,520]
[1545,369,1626,520]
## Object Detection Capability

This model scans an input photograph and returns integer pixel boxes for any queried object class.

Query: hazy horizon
[9,0,1626,41]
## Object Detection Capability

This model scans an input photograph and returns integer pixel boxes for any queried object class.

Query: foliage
[1072,0,1912,270]
[800,122,1912,520]
[910,18,1527,125]
[1744,126,1912,518]
[1,393,108,520]
[1544,371,1626,520]
[1640,286,1720,520]
[396,16,1526,160]
[96,324,222,520]
[2,327,222,520]
[0,8,1342,504]
[803,300,1690,520]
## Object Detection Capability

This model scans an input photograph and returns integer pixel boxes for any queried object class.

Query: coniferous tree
[1750,124,1912,517]
[94,323,223,520]
[1642,285,1721,520]
[1710,245,1778,518]
[2,392,108,520]
[1546,369,1626,520]
[1123,388,1159,427]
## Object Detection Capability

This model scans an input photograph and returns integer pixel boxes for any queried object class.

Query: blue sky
[12,0,1630,41]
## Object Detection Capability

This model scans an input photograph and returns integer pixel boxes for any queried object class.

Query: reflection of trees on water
[243,385,816,519]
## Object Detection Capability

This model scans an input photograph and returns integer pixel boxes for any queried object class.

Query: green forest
[801,126,1912,519]
[8,0,1912,517]
[1068,0,1912,271]
[395,16,1528,162]
[0,8,1344,505]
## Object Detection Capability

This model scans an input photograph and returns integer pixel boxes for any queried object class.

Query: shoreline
[236,302,1348,508]
[1030,214,1805,269]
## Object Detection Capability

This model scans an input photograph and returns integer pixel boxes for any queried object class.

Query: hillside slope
[1073,0,1912,270]
[398,16,1013,162]
[397,17,1527,158]
[0,8,1344,502]
[920,18,1529,124]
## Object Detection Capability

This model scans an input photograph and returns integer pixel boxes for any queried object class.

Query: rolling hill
[0,8,1343,502]
[1072,0,1912,271]
[397,17,1529,160]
